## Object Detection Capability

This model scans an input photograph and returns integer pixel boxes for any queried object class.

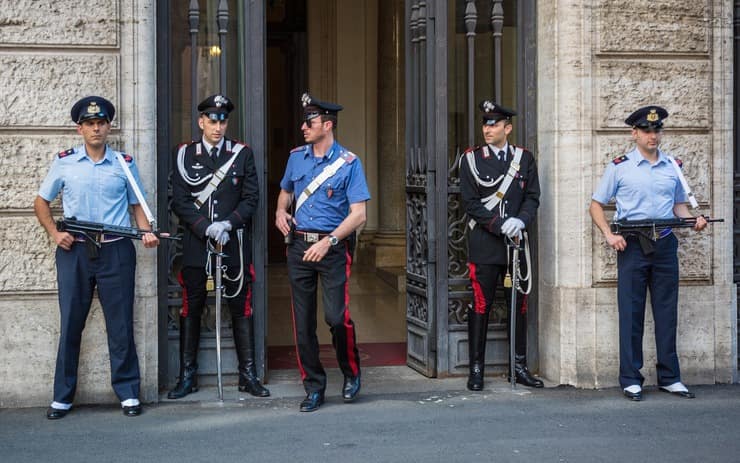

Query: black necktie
[210,146,218,162]
[498,150,506,161]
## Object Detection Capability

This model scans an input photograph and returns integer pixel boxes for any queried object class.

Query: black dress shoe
[623,389,643,401]
[342,376,361,402]
[660,388,695,399]
[122,404,143,417]
[46,407,71,420]
[299,392,324,412]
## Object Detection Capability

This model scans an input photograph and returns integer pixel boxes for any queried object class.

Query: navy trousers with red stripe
[287,239,360,394]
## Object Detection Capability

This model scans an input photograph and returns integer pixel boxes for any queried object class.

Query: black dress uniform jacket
[172,137,259,268]
[459,144,540,265]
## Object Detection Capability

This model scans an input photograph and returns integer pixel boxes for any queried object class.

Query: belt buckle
[305,232,319,243]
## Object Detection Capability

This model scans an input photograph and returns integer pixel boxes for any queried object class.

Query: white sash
[467,147,524,229]
[115,152,155,227]
[295,153,353,212]
[193,141,245,209]
[667,156,699,209]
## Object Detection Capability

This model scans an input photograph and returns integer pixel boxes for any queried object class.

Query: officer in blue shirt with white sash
[275,93,371,412]
[34,96,160,419]
[590,106,707,401]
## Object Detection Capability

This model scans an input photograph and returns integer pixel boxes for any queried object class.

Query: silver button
[214,213,219,218]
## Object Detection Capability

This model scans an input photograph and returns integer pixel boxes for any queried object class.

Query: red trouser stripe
[343,245,359,376]
[468,263,487,314]
[177,271,189,317]
[242,264,255,317]
[521,294,528,315]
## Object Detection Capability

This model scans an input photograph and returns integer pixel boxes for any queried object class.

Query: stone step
[376,266,406,292]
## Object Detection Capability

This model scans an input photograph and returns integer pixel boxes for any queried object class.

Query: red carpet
[268,342,407,370]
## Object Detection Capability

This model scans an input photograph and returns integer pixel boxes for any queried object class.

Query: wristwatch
[328,235,339,246]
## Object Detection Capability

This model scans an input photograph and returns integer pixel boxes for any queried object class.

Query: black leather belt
[294,231,331,243]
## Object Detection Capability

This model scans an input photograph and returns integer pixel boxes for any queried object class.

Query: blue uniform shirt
[38,144,146,227]
[592,147,688,221]
[280,141,371,231]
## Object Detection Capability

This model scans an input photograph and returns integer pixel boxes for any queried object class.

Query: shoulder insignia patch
[57,148,75,158]
[290,145,308,154]
[463,146,476,154]
[612,155,628,165]
[232,139,250,149]
[341,150,357,163]
[674,157,683,168]
[121,153,133,163]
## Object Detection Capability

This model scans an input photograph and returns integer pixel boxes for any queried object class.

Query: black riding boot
[467,311,489,391]
[232,316,270,397]
[505,296,544,388]
[168,316,200,399]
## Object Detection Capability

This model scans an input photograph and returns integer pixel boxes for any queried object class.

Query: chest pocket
[100,169,128,200]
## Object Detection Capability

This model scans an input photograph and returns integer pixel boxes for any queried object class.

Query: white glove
[501,217,525,239]
[215,230,230,246]
[205,220,232,241]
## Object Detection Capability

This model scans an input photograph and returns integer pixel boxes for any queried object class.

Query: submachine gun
[57,217,181,257]
[610,217,723,254]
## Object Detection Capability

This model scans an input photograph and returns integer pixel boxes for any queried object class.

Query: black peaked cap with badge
[301,92,343,122]
[479,100,516,125]
[71,96,115,124]
[198,94,235,120]
[625,105,668,130]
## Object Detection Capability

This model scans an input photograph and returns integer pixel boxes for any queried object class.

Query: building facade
[0,0,736,407]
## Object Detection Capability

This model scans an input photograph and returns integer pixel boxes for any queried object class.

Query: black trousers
[287,239,360,393]
[468,263,528,356]
[617,233,681,388]
[53,239,140,404]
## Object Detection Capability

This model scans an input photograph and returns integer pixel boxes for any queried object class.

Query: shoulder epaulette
[232,139,250,149]
[290,145,308,154]
[341,150,357,163]
[512,144,529,152]
[612,155,629,165]
[57,148,75,159]
[463,146,476,154]
[121,153,133,163]
[674,157,683,168]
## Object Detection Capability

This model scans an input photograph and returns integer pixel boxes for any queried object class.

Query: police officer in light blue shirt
[590,105,706,402]
[34,96,159,419]
[275,93,370,412]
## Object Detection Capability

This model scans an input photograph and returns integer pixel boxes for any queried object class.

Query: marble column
[370,0,407,268]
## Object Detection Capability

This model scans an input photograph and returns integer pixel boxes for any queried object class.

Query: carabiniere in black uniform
[458,100,542,390]
[169,94,269,399]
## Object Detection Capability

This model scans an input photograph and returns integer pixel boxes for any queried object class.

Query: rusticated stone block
[0,54,118,128]
[0,134,124,210]
[0,216,58,292]
[596,0,709,53]
[0,1,118,47]
[596,60,710,129]
[594,134,712,204]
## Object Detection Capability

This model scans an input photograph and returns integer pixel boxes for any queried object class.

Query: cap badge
[87,102,101,114]
[214,95,227,108]
[301,93,312,108]
[482,100,496,113]
[646,109,659,122]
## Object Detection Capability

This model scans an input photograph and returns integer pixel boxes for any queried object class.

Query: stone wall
[0,0,158,407]
[537,0,737,388]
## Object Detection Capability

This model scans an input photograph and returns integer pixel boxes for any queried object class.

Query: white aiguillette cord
[115,153,156,228]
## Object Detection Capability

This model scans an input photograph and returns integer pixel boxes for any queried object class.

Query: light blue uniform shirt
[592,147,688,221]
[280,141,371,231]
[38,144,145,227]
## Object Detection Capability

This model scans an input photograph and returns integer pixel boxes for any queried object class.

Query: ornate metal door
[405,0,537,377]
